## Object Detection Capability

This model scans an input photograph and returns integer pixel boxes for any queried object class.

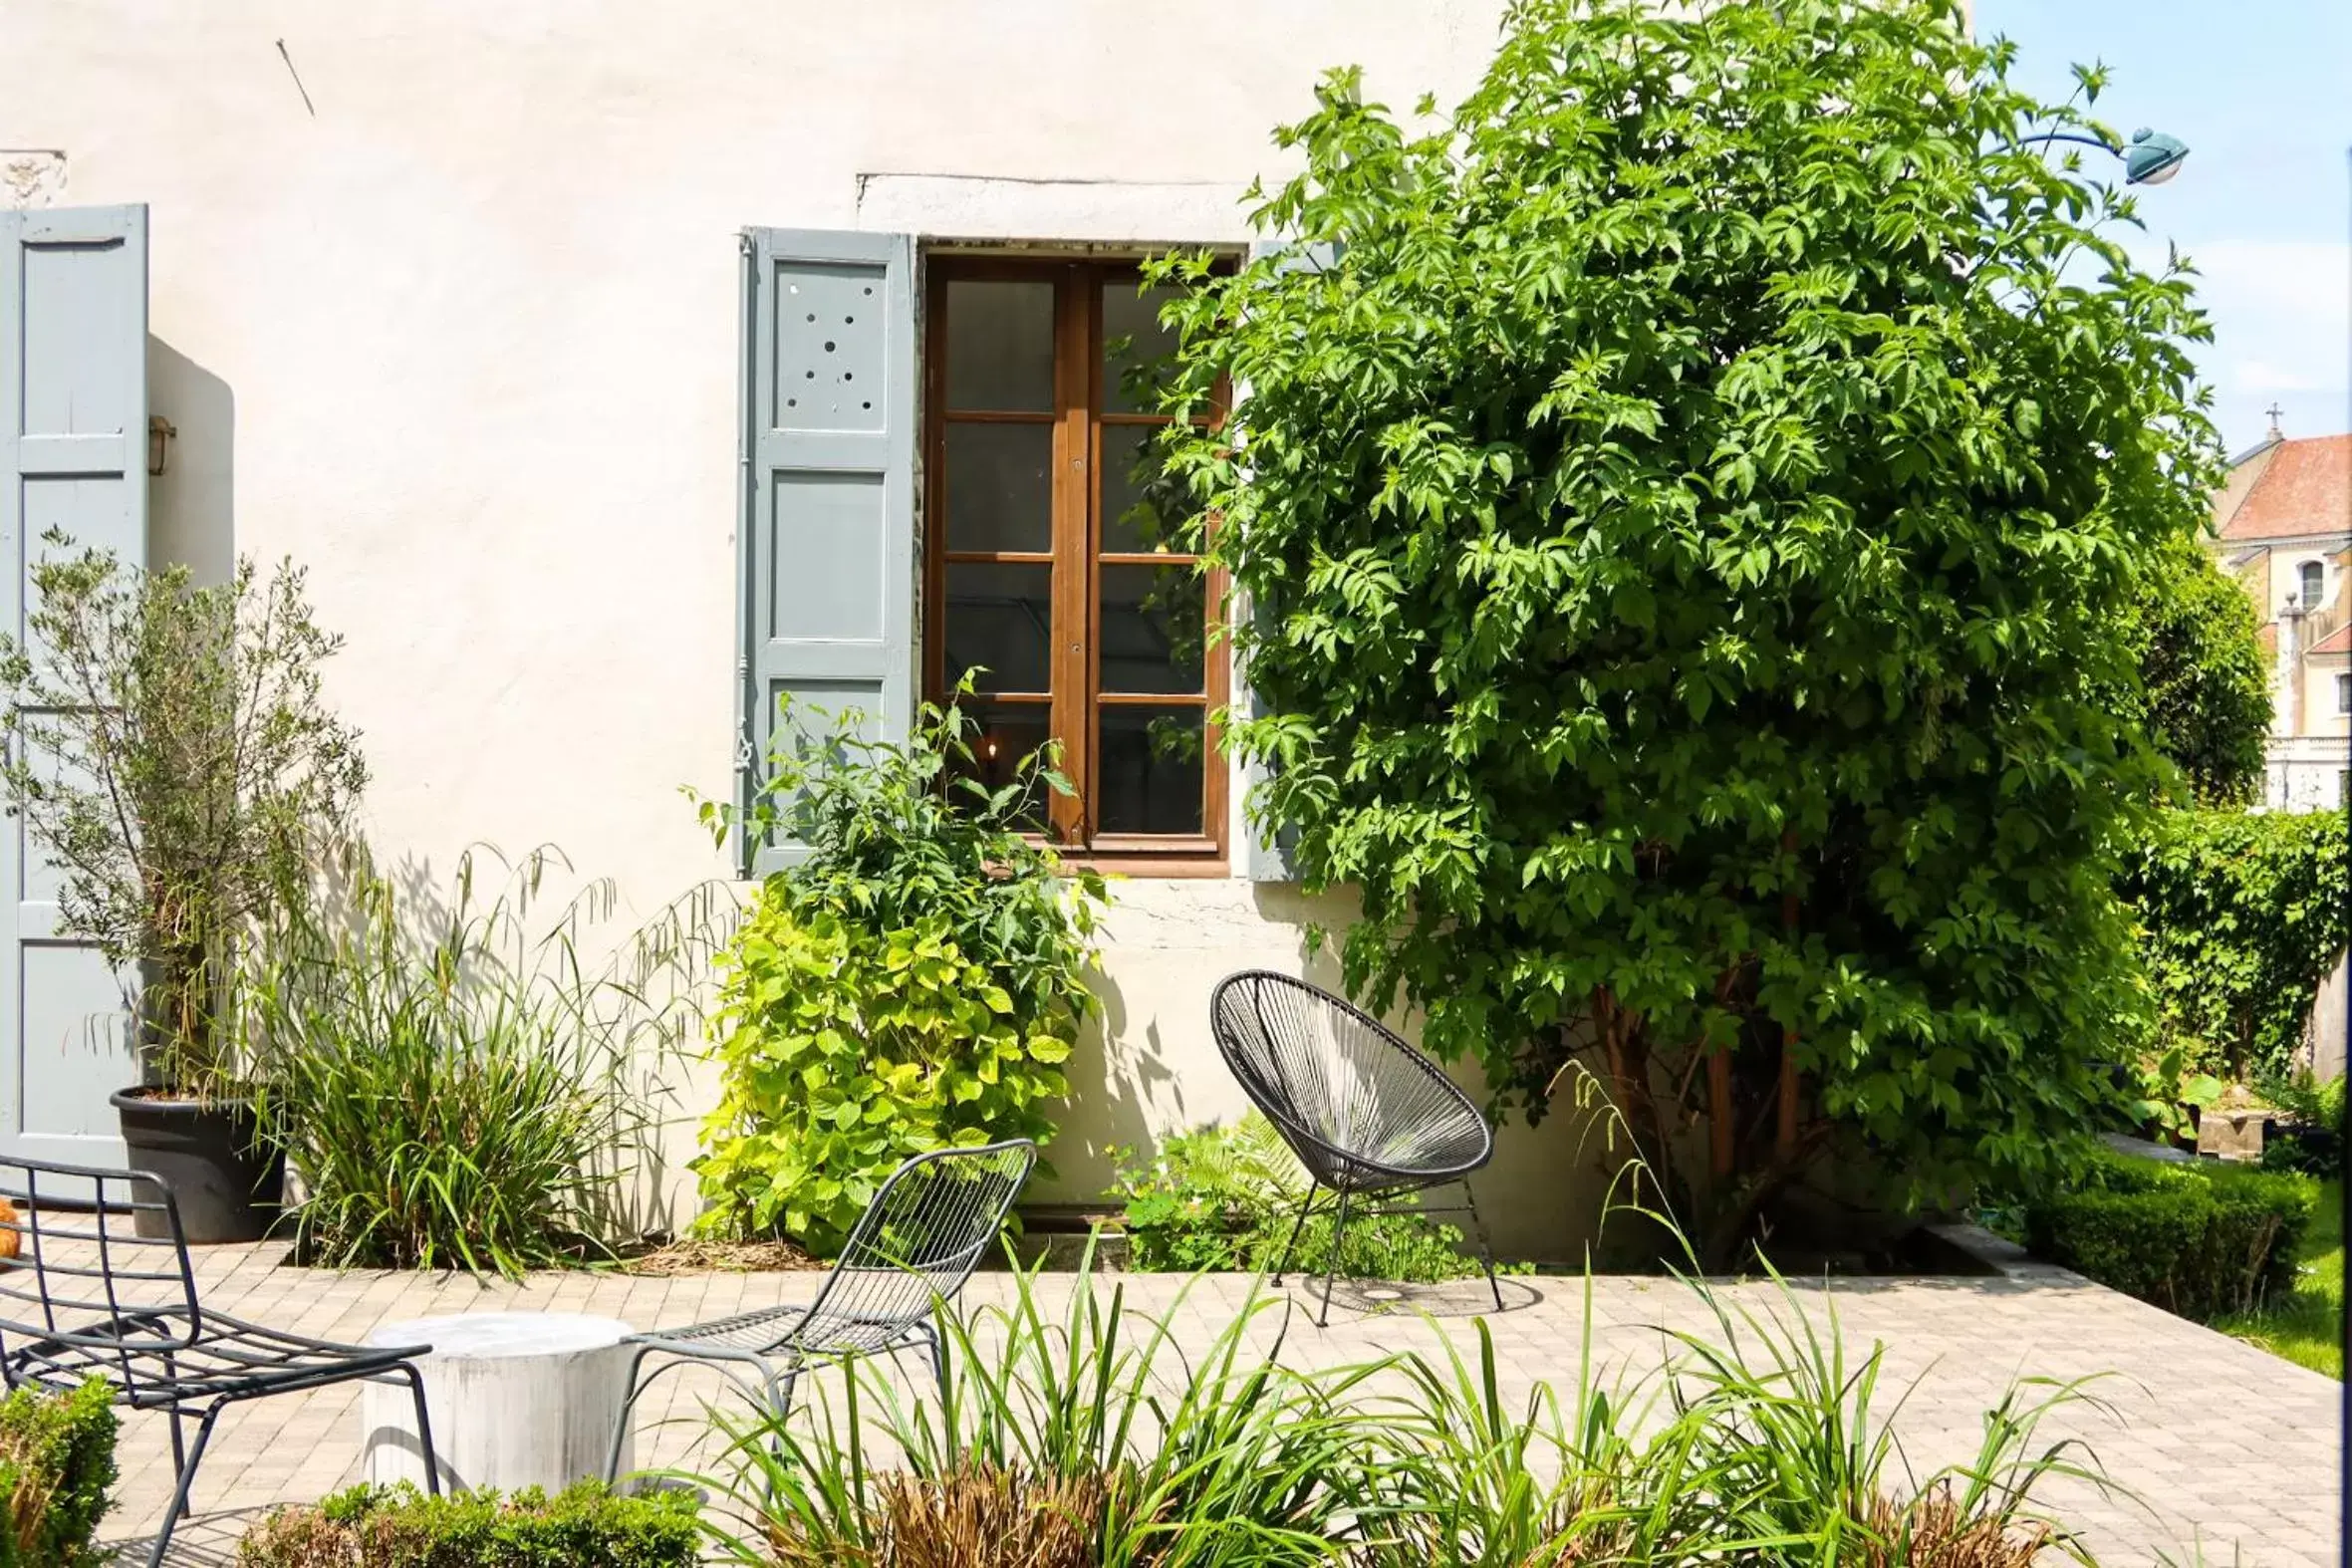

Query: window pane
[1100,427,1192,555]
[945,280,1055,412]
[1099,562,1205,694]
[947,701,1054,832]
[1102,282,1179,414]
[945,423,1052,553]
[945,562,1053,693]
[1096,705,1205,836]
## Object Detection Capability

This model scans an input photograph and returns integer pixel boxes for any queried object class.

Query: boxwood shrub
[0,1379,119,1568]
[2024,1149,2316,1320]
[235,1481,700,1568]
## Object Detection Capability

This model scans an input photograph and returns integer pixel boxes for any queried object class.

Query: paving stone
[87,1247,2340,1566]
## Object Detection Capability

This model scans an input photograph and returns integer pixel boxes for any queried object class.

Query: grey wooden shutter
[1237,239,1338,882]
[0,204,148,1164]
[736,229,916,877]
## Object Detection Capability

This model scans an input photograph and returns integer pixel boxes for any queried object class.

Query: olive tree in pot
[0,534,365,1241]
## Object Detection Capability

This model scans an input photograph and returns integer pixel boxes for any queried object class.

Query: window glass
[945,280,1054,411]
[1099,563,1206,694]
[944,562,1053,693]
[945,423,1053,553]
[1095,705,1206,835]
[1101,283,1180,414]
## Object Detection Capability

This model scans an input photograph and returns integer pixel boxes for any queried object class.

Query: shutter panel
[0,204,147,1165]
[736,229,917,877]
[1237,239,1338,882]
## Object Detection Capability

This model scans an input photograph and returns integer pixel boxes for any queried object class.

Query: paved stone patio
[95,1243,2340,1567]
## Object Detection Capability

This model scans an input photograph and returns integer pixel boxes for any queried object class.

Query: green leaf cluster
[2120,807,2349,1082]
[2113,539,2270,806]
[1111,1115,1500,1282]
[1148,0,2223,1258]
[236,1481,701,1568]
[0,1379,117,1568]
[691,691,1105,1253]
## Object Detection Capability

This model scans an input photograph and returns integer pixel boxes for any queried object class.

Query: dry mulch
[616,1237,827,1276]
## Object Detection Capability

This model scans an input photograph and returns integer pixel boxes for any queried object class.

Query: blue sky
[1975,1,2350,454]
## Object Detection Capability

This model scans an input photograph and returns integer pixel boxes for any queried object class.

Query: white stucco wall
[4,1,1617,1258]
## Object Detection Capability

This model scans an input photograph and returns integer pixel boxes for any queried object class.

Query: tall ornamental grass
[243,844,728,1276]
[673,1235,2123,1568]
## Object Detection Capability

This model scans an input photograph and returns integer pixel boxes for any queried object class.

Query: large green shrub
[2120,807,2349,1082]
[2023,1149,2316,1320]
[0,1380,118,1568]
[1148,0,2221,1261]
[691,692,1104,1252]
[1112,1116,1495,1282]
[236,1481,699,1568]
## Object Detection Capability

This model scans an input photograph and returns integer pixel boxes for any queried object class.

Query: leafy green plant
[685,1234,2127,1568]
[2117,537,2271,807]
[2021,1147,2317,1320]
[235,1480,700,1567]
[0,1380,117,1568]
[1111,1116,1499,1283]
[2120,808,2349,1083]
[0,538,365,1096]
[697,1252,1385,1568]
[689,688,1105,1252]
[1147,0,2221,1263]
[2256,1072,2344,1176]
[242,844,723,1276]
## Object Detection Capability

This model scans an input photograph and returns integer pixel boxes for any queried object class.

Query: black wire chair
[603,1138,1035,1482]
[1210,969,1502,1325]
[0,1157,436,1568]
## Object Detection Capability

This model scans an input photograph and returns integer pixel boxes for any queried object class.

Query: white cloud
[2227,358,2328,394]
[2188,240,2351,328]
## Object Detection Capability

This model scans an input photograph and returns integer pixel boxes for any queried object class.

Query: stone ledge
[1923,1219,2085,1284]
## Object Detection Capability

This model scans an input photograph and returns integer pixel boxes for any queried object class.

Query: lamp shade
[2124,128,2190,185]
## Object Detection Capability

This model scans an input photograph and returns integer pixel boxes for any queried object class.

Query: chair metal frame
[0,1157,436,1568]
[603,1138,1035,1483]
[1210,969,1503,1324]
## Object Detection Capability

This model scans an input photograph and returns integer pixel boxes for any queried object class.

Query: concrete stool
[362,1312,637,1492]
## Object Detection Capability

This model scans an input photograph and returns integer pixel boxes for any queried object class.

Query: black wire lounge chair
[0,1157,436,1568]
[604,1138,1035,1483]
[1209,969,1502,1325]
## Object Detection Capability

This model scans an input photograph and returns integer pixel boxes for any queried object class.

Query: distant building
[2211,427,2351,813]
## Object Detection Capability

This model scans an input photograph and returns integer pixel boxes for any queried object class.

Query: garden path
[95,1247,2340,1567]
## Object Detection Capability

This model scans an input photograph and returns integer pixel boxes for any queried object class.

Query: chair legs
[1461,1178,1503,1312]
[140,1362,434,1567]
[1317,1187,1354,1328]
[1268,1180,1318,1286]
[1288,1178,1503,1327]
[145,1399,226,1568]
[605,1344,799,1489]
[397,1362,443,1496]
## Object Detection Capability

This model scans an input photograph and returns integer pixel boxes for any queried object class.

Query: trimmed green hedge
[0,1379,119,1568]
[236,1482,700,1568]
[2024,1149,2316,1320]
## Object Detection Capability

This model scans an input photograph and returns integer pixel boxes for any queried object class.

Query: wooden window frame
[922,254,1230,877]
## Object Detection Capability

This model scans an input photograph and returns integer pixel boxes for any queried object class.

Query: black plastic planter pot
[110,1089,285,1243]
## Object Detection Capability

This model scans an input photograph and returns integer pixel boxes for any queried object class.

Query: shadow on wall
[147,336,234,581]
[1052,879,1617,1263]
